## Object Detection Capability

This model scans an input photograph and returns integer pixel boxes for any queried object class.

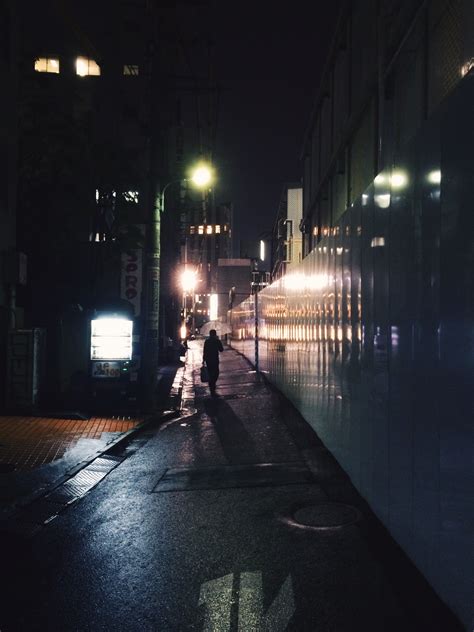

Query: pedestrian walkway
[0,340,463,631]
[0,415,141,472]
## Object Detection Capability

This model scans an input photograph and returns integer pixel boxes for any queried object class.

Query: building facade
[183,201,232,328]
[0,0,21,408]
[230,1,474,627]
[14,0,213,408]
[271,183,303,279]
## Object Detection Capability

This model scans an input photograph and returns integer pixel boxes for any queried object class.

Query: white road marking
[199,572,295,631]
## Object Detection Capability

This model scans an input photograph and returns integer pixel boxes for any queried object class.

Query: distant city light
[260,240,265,261]
[210,294,218,320]
[181,269,197,293]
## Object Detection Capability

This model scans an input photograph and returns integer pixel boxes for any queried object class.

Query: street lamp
[159,162,214,214]
[143,161,215,410]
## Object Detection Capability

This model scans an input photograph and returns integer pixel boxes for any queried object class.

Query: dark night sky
[210,2,342,249]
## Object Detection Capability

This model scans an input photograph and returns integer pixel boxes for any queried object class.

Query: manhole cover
[283,502,361,530]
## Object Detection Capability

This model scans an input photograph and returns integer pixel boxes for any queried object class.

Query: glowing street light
[181,269,197,293]
[160,161,215,214]
[190,163,213,188]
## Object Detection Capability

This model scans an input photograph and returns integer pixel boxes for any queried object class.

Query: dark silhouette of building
[13,0,214,408]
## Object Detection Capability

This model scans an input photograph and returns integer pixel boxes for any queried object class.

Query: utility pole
[252,267,259,373]
[142,2,161,411]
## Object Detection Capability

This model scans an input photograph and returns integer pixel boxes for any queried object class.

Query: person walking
[203,329,224,396]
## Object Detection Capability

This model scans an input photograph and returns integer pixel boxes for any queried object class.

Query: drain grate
[45,456,120,505]
[46,481,94,505]
[153,461,313,492]
[283,502,361,530]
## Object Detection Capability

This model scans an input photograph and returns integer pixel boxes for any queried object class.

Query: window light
[215,225,221,234]
[34,58,60,74]
[198,225,204,235]
[123,64,139,76]
[206,225,213,234]
[76,56,101,77]
[122,191,139,203]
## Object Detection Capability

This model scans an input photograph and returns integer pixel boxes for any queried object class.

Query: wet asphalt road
[0,341,462,631]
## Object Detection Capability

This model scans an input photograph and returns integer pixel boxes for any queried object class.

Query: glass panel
[76,56,101,76]
[123,64,139,75]
[34,58,60,73]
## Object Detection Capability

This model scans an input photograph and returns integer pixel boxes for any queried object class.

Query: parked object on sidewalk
[203,329,224,396]
[200,364,209,383]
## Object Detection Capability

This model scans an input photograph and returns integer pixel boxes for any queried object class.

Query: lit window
[215,225,221,234]
[123,64,139,76]
[371,236,385,248]
[122,191,139,203]
[34,57,60,74]
[76,56,101,77]
[206,225,213,234]
[190,226,196,235]
[224,225,228,232]
[198,225,204,235]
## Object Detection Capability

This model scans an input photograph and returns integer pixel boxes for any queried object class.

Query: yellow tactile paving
[0,415,143,471]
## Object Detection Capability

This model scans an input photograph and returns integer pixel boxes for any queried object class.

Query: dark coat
[203,336,223,367]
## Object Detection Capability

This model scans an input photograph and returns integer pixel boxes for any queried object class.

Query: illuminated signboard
[91,317,133,360]
[91,361,121,378]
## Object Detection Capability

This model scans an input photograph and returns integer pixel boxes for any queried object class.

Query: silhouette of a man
[203,329,224,396]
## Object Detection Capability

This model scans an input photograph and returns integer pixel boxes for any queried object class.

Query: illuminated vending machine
[90,315,134,407]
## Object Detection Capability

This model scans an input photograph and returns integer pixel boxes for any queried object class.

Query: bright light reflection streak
[391,170,408,190]
[427,170,441,185]
[210,294,218,320]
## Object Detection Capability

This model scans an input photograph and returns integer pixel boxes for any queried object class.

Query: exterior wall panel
[231,78,474,628]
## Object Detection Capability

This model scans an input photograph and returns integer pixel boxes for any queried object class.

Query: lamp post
[143,162,214,411]
[180,268,198,339]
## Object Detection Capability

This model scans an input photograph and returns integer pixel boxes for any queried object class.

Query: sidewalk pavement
[0,340,463,631]
[0,361,184,519]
